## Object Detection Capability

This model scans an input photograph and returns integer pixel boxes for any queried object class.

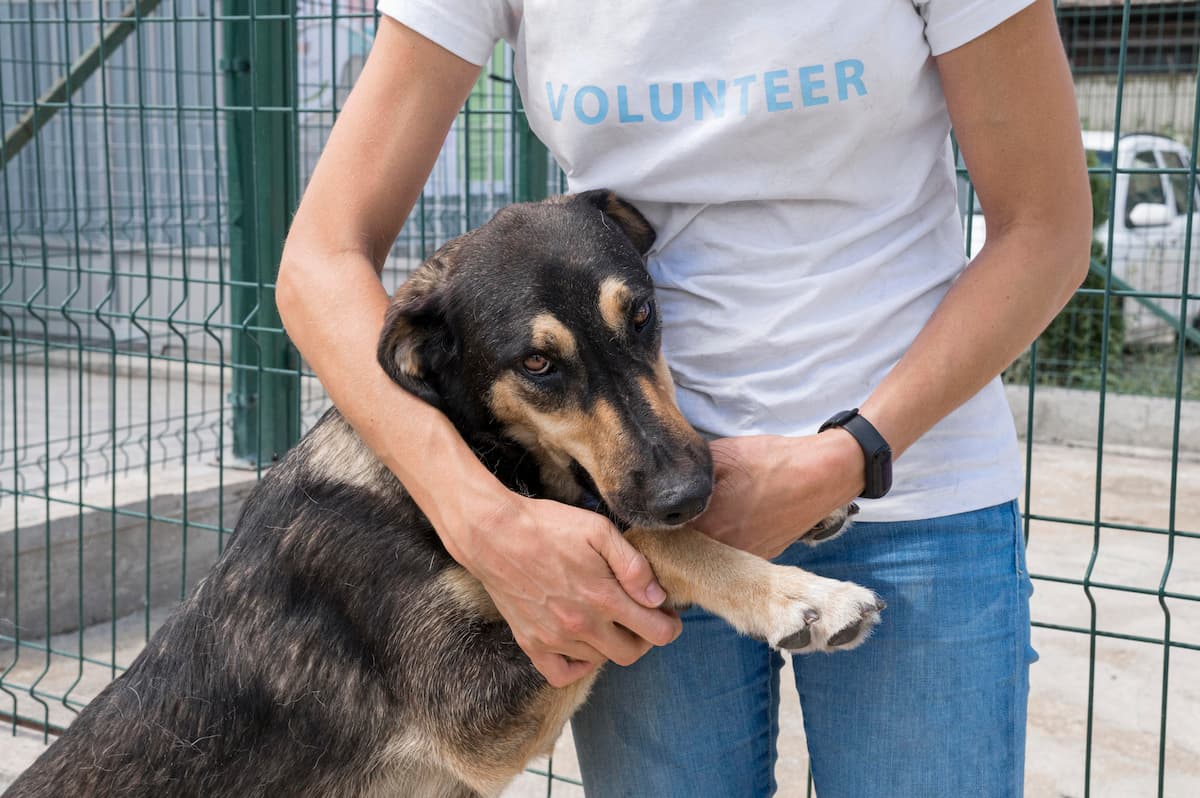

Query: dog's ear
[377,255,456,407]
[576,189,656,255]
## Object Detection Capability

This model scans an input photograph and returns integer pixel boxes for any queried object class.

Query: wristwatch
[818,409,893,499]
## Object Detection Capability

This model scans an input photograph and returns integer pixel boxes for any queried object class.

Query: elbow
[1051,233,1093,314]
[275,245,307,335]
[1059,227,1093,305]
[1065,170,1098,291]
[1037,188,1095,309]
[1068,207,1095,287]
[1064,207,1096,301]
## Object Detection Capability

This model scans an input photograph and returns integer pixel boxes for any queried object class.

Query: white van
[963,132,1200,344]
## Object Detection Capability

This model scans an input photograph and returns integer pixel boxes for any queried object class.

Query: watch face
[826,411,893,499]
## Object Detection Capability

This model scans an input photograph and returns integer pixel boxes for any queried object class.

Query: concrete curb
[1006,383,1200,456]
[0,464,258,643]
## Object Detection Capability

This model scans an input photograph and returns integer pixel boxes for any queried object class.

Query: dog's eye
[632,300,654,332]
[522,354,553,376]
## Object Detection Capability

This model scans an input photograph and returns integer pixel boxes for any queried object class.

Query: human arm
[693,0,1092,556]
[276,17,680,686]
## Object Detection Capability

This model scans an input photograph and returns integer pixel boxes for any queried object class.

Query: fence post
[514,104,549,203]
[223,0,300,464]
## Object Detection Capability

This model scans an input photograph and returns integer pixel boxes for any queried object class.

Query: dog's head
[378,190,713,528]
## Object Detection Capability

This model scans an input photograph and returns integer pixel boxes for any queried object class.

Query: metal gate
[1,2,1197,796]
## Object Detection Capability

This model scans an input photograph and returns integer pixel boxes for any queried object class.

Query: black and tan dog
[5,191,883,798]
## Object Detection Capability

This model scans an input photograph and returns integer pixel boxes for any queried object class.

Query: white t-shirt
[377,0,1035,522]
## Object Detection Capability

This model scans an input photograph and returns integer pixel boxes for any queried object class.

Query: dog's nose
[648,478,711,526]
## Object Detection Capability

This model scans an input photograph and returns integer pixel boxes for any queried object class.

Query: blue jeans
[572,500,1036,797]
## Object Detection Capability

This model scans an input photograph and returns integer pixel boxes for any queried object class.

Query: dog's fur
[4,191,883,798]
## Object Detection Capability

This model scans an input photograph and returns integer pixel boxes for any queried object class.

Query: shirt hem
[924,0,1038,56]
[849,480,1022,524]
[376,0,498,66]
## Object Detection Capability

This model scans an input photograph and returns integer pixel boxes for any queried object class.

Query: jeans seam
[1013,499,1026,577]
[761,648,780,797]
[1011,499,1026,798]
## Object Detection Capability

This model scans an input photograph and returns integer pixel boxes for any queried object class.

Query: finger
[519,632,607,670]
[531,652,599,688]
[611,599,684,648]
[553,639,609,667]
[591,522,667,608]
[587,621,655,667]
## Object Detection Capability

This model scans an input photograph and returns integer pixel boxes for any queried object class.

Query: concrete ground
[3,440,1197,796]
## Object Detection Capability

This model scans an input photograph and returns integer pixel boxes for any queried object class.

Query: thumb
[591,520,667,608]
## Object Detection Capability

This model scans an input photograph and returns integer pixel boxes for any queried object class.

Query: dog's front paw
[763,567,883,654]
[799,502,859,546]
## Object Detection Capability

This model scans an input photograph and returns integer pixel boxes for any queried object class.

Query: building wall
[1076,71,1198,144]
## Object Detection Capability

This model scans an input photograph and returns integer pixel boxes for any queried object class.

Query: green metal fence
[0,1,1197,796]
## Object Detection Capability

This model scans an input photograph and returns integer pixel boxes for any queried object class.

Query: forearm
[271,14,504,561]
[276,250,504,564]
[860,0,1091,460]
[860,226,1089,457]
[270,19,677,683]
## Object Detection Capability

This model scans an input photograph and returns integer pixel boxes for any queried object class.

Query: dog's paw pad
[778,627,813,651]
[820,595,884,651]
[771,575,884,653]
[827,619,866,647]
[764,598,821,652]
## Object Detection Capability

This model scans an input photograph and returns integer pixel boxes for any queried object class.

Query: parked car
[961,131,1200,344]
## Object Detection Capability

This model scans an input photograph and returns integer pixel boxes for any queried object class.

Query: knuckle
[584,518,610,545]
[651,619,678,646]
[616,640,651,667]
[591,590,620,617]
[559,612,590,637]
[625,550,651,579]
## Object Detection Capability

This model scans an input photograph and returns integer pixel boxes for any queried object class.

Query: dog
[4,190,883,798]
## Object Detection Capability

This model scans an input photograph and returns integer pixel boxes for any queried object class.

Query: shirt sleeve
[913,0,1038,56]
[376,0,512,66]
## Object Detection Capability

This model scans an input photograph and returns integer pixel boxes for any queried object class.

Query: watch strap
[819,409,893,499]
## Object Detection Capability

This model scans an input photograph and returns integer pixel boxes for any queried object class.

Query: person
[275,1,1091,795]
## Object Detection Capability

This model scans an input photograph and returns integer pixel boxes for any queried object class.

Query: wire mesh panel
[0,1,1197,796]
[0,1,574,792]
[1001,3,1199,796]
